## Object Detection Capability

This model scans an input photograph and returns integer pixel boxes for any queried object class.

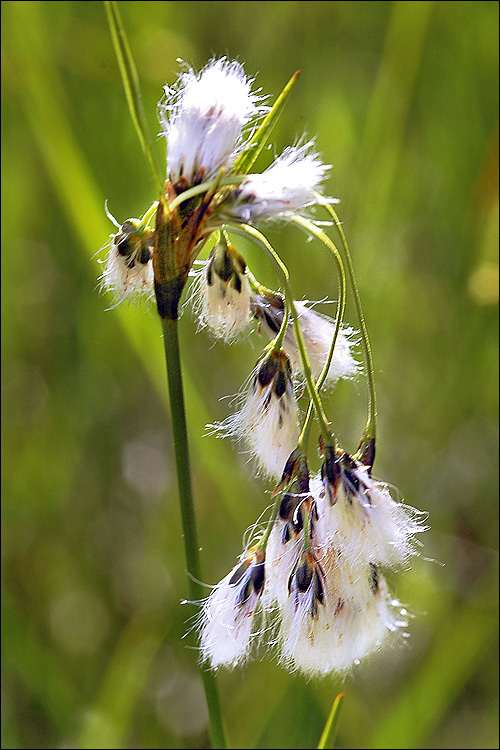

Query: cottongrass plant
[101,3,427,746]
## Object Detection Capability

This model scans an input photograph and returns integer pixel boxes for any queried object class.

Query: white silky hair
[260,474,416,676]
[190,259,253,342]
[100,243,154,305]
[198,569,260,670]
[159,58,264,186]
[226,141,330,223]
[209,362,300,480]
[278,569,406,677]
[315,463,428,570]
[252,295,359,387]
[283,301,359,385]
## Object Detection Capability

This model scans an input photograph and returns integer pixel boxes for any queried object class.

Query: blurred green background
[1,1,498,748]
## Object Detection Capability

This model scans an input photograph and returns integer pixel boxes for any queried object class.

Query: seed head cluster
[100,57,427,677]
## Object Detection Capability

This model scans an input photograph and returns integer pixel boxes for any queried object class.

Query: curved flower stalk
[251,289,359,386]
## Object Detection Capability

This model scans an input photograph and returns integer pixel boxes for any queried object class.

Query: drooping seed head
[210,347,299,479]
[101,218,154,303]
[193,236,252,341]
[251,292,359,386]
[199,547,265,670]
[318,449,428,569]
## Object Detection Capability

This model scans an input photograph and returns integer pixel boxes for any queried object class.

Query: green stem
[271,297,291,352]
[232,70,301,175]
[316,197,377,446]
[245,272,291,352]
[289,217,347,452]
[161,318,227,750]
[141,200,159,225]
[168,174,247,212]
[228,223,334,446]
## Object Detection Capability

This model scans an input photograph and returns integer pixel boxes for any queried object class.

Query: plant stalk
[228,223,334,446]
[161,317,227,750]
[314,196,377,452]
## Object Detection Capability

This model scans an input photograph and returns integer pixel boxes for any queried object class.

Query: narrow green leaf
[2,592,81,734]
[103,1,163,192]
[369,594,497,748]
[4,0,249,528]
[317,693,344,749]
[233,70,300,175]
[78,617,165,749]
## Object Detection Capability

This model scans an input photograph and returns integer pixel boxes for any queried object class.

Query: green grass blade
[103,1,163,192]
[352,0,433,242]
[233,70,300,175]
[317,693,344,749]
[369,589,497,748]
[78,616,165,749]
[4,0,249,527]
[2,592,81,735]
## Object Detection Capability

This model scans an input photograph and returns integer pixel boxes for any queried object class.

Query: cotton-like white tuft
[210,349,300,479]
[290,302,358,384]
[261,470,413,676]
[100,220,154,303]
[262,512,304,609]
[224,142,329,223]
[199,551,265,669]
[191,242,252,342]
[254,297,359,386]
[160,58,262,187]
[277,561,405,677]
[318,451,427,569]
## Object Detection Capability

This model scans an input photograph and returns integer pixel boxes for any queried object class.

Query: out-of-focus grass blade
[233,70,300,175]
[78,616,165,749]
[353,0,433,244]
[369,587,497,749]
[255,679,326,749]
[317,693,344,749]
[2,592,81,734]
[4,0,249,526]
[103,0,163,193]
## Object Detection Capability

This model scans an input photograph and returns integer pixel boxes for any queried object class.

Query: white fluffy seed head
[223,141,330,224]
[262,514,304,609]
[191,241,252,342]
[210,349,300,479]
[277,562,405,677]
[290,302,359,384]
[159,58,262,187]
[318,450,428,569]
[198,550,265,670]
[261,473,414,676]
[100,219,154,304]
